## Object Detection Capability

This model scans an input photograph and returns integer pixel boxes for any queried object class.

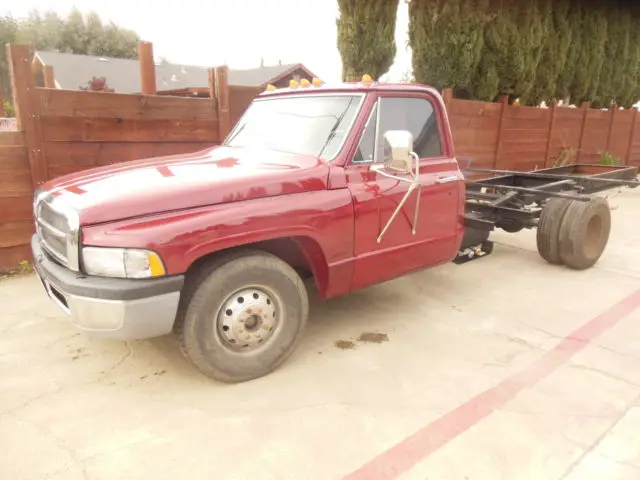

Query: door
[346,92,464,291]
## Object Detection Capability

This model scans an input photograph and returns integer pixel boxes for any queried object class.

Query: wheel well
[185,236,329,293]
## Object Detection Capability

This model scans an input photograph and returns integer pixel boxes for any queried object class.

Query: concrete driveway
[1,187,639,480]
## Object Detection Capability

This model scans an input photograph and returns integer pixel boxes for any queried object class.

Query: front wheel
[178,250,309,383]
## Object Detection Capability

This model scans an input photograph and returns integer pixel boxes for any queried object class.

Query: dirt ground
[1,187,639,480]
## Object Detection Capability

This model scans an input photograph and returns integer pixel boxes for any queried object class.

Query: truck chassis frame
[455,163,639,264]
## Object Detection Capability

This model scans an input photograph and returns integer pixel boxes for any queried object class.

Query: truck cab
[32,78,465,382]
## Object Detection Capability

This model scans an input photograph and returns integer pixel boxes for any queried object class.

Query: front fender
[81,189,355,298]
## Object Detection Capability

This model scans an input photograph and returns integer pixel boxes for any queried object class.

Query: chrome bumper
[32,235,184,340]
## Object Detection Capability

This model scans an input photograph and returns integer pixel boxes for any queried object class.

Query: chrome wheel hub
[217,288,278,351]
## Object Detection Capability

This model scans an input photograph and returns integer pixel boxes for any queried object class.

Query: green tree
[0,10,139,101]
[527,0,570,105]
[409,0,487,97]
[0,15,19,101]
[619,6,640,108]
[568,2,608,104]
[555,1,582,102]
[336,0,398,81]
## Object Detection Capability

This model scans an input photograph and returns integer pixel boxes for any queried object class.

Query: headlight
[82,247,166,279]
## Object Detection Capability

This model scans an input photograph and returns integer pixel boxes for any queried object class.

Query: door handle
[436,175,459,184]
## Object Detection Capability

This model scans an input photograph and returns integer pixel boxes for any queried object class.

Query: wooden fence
[0,44,261,271]
[0,130,31,269]
[444,89,640,171]
[1,43,639,271]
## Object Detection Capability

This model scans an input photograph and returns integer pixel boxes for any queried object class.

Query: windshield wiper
[317,98,354,158]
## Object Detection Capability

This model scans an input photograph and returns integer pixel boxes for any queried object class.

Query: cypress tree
[528,0,571,105]
[515,0,551,105]
[336,0,398,81]
[555,1,582,102]
[469,0,549,102]
[595,6,631,108]
[569,1,608,104]
[619,5,640,108]
[409,0,487,96]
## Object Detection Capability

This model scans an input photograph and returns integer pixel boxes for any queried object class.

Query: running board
[453,241,494,265]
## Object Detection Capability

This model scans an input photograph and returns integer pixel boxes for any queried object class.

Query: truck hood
[43,145,330,225]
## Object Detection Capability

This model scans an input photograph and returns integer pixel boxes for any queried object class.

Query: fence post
[625,108,638,166]
[208,69,218,107]
[43,65,55,88]
[544,103,557,168]
[576,102,590,163]
[493,96,509,169]
[214,65,231,141]
[7,44,48,186]
[138,41,157,95]
[605,106,616,153]
[442,88,453,111]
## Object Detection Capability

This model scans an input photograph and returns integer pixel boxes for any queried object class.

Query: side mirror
[381,130,414,174]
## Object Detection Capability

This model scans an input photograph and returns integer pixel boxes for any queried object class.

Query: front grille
[35,194,80,270]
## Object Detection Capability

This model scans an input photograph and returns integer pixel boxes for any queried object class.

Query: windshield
[224,94,363,161]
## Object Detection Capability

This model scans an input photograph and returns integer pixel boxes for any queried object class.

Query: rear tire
[536,197,573,264]
[558,197,611,270]
[177,250,309,383]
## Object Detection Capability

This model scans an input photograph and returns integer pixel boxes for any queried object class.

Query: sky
[3,0,412,82]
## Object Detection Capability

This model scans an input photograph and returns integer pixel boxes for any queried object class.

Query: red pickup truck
[31,78,637,382]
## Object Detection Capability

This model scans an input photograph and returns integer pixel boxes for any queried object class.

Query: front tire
[178,250,309,383]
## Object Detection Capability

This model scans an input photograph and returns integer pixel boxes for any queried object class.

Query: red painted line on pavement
[343,288,640,480]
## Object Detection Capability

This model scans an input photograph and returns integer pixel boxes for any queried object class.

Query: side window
[353,104,378,163]
[375,97,443,161]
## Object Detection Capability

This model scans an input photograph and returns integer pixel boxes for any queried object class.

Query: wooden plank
[41,117,220,143]
[229,85,260,127]
[0,196,33,222]
[576,102,591,162]
[48,164,89,179]
[0,171,33,198]
[544,104,557,167]
[500,143,548,155]
[442,88,453,110]
[626,109,638,165]
[0,131,25,146]
[555,108,585,120]
[0,220,33,248]
[43,65,55,88]
[450,116,501,130]
[138,41,157,95]
[501,129,550,142]
[214,66,231,140]
[448,99,502,116]
[493,96,509,169]
[0,243,33,272]
[503,106,549,120]
[0,146,29,169]
[7,44,48,185]
[34,88,219,121]
[503,118,550,130]
[45,141,215,168]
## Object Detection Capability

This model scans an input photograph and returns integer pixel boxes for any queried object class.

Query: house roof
[35,50,315,93]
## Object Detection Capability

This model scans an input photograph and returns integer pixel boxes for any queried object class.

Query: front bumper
[31,235,185,340]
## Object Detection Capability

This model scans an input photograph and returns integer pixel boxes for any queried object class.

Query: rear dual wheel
[536,197,611,270]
